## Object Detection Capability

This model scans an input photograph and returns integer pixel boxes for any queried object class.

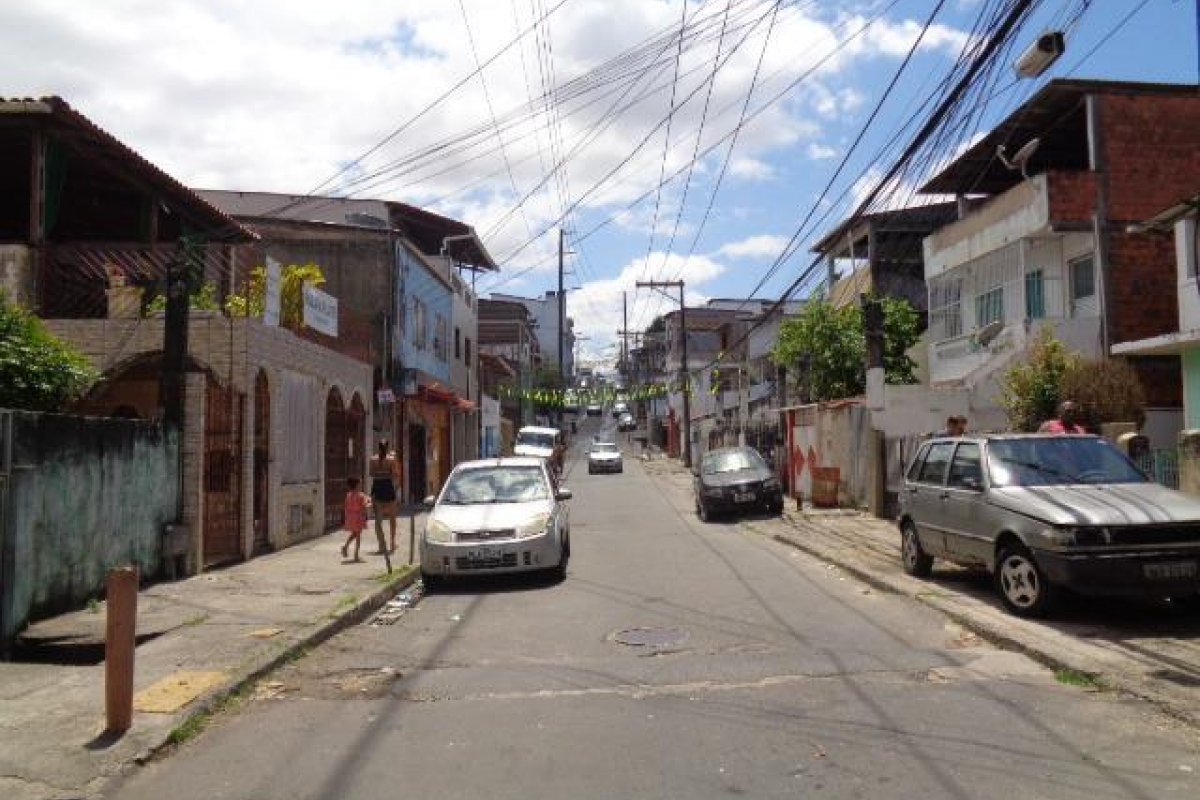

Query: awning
[419,384,457,404]
[1111,329,1200,357]
[454,397,477,411]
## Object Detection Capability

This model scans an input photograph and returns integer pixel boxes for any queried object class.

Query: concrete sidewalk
[0,519,425,800]
[645,457,1200,728]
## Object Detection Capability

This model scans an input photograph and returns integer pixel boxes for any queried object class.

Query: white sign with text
[263,256,281,327]
[302,284,338,337]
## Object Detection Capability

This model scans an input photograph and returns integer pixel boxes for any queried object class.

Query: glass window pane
[1025,270,1045,319]
[948,443,982,488]
[918,442,955,484]
[1070,256,1095,300]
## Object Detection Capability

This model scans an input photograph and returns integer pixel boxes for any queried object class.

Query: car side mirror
[555,488,573,501]
[422,495,436,508]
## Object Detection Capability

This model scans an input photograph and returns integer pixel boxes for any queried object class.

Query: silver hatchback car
[899,434,1200,617]
[421,458,572,587]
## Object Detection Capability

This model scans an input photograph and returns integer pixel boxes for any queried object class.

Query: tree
[226,263,326,329]
[770,297,922,402]
[0,292,97,411]
[144,280,222,313]
[997,327,1078,431]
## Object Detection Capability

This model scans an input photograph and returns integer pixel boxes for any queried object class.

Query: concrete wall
[1,412,179,644]
[0,244,35,309]
[397,242,451,384]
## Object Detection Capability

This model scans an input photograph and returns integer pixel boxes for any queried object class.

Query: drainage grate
[612,627,688,648]
[370,583,424,626]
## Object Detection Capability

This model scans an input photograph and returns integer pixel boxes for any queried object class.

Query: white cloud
[0,0,973,271]
[728,157,775,181]
[807,143,838,160]
[716,234,789,260]
[566,252,726,347]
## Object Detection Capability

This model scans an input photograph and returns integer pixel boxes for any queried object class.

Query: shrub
[1060,357,1146,430]
[997,327,1078,431]
[0,291,97,411]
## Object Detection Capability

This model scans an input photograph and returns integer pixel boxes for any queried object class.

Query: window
[929,276,962,340]
[906,447,927,482]
[465,337,472,365]
[455,327,461,360]
[974,286,1004,328]
[947,443,982,489]
[434,315,448,361]
[412,298,427,350]
[917,442,955,485]
[1070,254,1095,303]
[1025,270,1045,319]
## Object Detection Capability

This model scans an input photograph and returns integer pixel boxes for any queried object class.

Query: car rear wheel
[421,571,443,592]
[900,521,933,578]
[697,498,712,522]
[550,538,569,582]
[995,543,1055,617]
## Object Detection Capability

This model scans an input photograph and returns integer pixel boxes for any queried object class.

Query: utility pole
[636,279,690,468]
[622,291,627,373]
[557,227,565,390]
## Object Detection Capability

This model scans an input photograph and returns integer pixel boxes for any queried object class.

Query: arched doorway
[252,370,271,555]
[324,387,347,530]
[347,393,366,491]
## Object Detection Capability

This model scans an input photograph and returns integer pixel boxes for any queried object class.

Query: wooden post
[105,566,138,734]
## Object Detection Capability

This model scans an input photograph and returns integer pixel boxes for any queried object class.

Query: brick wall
[1131,355,1183,408]
[1101,93,1200,222]
[1107,229,1178,344]
[1046,170,1098,223]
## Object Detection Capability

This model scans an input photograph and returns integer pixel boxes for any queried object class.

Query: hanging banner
[302,283,338,337]
[263,256,281,327]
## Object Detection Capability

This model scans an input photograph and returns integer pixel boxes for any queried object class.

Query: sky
[2,0,1196,364]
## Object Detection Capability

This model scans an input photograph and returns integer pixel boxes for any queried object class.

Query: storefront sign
[302,284,338,337]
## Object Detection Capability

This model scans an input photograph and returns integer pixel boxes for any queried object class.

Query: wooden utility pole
[636,280,690,468]
[557,228,565,388]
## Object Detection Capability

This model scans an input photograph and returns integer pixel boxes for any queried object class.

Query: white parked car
[587,441,623,474]
[421,458,572,586]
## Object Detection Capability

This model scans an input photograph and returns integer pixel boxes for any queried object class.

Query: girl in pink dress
[341,477,371,562]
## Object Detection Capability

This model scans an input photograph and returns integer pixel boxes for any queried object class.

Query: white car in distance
[588,441,623,474]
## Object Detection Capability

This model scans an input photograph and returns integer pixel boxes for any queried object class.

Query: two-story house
[491,290,575,382]
[199,190,497,502]
[918,79,1200,443]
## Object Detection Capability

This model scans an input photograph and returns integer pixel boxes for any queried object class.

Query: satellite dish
[997,137,1041,179]
[976,320,1004,347]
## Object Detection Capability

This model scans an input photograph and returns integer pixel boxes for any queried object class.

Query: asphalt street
[109,417,1200,799]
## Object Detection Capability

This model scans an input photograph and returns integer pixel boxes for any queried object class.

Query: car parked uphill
[899,434,1200,617]
[587,441,623,474]
[694,445,783,522]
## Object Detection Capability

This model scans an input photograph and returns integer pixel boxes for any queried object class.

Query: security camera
[1013,31,1065,79]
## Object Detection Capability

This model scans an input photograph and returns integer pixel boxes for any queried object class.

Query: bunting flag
[492,377,695,407]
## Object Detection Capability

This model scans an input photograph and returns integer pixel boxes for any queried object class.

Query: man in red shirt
[1039,400,1086,434]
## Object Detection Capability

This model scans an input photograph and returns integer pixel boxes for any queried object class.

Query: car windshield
[703,449,766,474]
[987,438,1147,487]
[591,443,619,453]
[440,466,550,504]
[516,432,555,449]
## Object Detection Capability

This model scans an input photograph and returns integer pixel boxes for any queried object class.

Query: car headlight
[1044,526,1111,547]
[763,477,781,490]
[425,519,454,544]
[517,512,551,539]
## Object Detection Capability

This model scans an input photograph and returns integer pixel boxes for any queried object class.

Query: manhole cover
[613,627,687,648]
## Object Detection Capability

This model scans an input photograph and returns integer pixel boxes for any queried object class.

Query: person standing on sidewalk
[369,440,402,554]
[1039,401,1086,434]
[341,477,370,562]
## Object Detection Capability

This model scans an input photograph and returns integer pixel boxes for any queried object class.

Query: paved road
[110,418,1199,799]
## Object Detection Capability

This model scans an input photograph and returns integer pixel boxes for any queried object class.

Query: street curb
[768,525,1200,730]
[135,564,420,765]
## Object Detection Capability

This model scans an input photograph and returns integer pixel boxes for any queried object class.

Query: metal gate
[252,371,271,554]
[204,379,244,567]
[324,389,347,530]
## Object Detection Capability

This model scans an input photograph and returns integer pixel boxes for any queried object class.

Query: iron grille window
[1025,270,1045,319]
[975,285,1004,327]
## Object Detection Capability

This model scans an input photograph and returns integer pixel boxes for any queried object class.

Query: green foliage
[1060,357,1146,429]
[770,297,922,402]
[998,328,1079,432]
[0,291,97,411]
[226,263,326,329]
[144,280,222,314]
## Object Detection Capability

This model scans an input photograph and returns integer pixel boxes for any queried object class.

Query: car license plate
[1143,561,1198,580]
[734,491,755,503]
[467,547,499,561]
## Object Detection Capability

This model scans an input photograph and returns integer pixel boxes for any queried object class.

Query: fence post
[1178,430,1200,498]
[105,566,138,734]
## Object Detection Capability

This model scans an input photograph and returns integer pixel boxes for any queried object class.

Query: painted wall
[1,412,179,645]
[396,241,451,384]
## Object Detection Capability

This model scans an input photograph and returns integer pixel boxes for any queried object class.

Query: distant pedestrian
[937,415,967,437]
[341,477,370,562]
[369,440,402,553]
[1039,401,1086,434]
